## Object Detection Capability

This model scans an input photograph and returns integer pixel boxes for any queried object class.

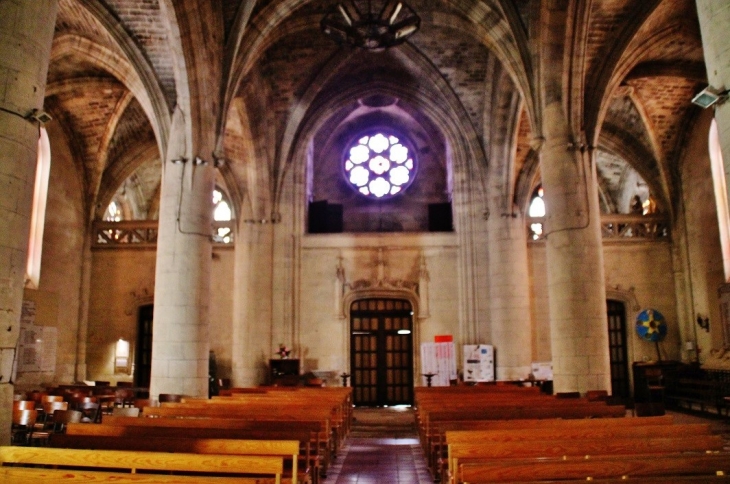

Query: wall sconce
[115,338,130,374]
[696,314,710,333]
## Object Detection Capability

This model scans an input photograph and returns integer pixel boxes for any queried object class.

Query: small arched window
[213,188,233,244]
[528,186,545,240]
[104,199,123,222]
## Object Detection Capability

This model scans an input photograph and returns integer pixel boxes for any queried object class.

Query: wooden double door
[350,298,413,406]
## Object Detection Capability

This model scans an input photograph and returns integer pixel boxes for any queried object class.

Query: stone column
[541,102,611,394]
[487,214,532,380]
[697,1,730,211]
[0,0,58,444]
[231,222,274,386]
[150,112,215,400]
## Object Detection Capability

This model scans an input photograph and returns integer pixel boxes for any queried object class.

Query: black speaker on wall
[308,200,343,234]
[428,202,453,232]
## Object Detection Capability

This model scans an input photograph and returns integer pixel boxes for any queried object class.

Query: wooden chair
[159,393,183,403]
[12,401,35,411]
[111,407,140,417]
[70,395,97,410]
[77,401,100,423]
[133,398,155,409]
[114,388,136,407]
[38,401,69,430]
[586,390,609,402]
[49,409,82,434]
[11,409,37,445]
[116,381,133,387]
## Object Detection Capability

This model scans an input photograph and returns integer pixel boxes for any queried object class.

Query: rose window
[344,132,415,198]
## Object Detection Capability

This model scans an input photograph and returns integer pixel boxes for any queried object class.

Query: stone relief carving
[335,248,427,318]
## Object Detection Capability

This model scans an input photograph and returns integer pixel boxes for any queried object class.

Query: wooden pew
[426,415,673,471]
[458,453,730,484]
[448,435,726,484]
[419,403,626,452]
[435,423,712,482]
[0,446,283,483]
[138,405,337,467]
[67,418,326,481]
[50,435,306,484]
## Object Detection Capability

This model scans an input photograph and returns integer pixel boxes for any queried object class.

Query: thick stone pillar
[541,102,611,394]
[697,1,730,213]
[231,223,274,386]
[487,215,532,380]
[0,0,58,444]
[150,112,215,399]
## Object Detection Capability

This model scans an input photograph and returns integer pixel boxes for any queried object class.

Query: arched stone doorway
[350,298,414,406]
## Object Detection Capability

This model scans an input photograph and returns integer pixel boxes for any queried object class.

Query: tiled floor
[324,407,433,484]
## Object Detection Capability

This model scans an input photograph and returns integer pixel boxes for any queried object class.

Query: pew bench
[0,446,284,483]
[435,423,713,483]
[448,435,726,484]
[50,435,308,484]
[65,422,322,483]
[458,453,730,484]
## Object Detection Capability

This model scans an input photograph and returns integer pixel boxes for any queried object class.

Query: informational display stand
[463,344,494,382]
[420,335,457,386]
[531,361,553,380]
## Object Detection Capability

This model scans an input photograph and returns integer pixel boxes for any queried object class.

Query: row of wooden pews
[415,385,730,484]
[0,445,285,483]
[3,387,352,484]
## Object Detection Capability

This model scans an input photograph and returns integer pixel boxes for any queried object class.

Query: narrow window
[528,186,545,240]
[709,119,730,281]
[213,188,233,243]
[25,128,51,289]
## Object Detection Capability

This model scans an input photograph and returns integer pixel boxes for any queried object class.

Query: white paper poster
[463,344,494,382]
[420,342,456,386]
[17,300,56,374]
[531,361,553,380]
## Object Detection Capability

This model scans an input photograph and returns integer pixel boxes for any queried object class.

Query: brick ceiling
[48,0,706,222]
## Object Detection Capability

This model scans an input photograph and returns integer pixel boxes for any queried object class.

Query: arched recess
[283,44,489,345]
[343,288,422,323]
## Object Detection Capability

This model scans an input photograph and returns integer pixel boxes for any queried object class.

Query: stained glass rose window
[344,131,415,198]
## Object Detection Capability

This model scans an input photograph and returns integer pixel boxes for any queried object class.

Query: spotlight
[691,86,729,109]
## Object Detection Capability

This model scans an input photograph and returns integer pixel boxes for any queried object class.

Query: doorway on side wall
[350,298,414,406]
[607,299,631,401]
[135,304,153,388]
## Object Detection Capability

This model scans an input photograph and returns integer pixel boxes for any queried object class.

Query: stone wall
[85,247,234,385]
[15,121,85,390]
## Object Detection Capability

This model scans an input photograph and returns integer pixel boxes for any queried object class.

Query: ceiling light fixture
[321,0,420,50]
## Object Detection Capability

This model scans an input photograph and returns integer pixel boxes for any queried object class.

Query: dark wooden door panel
[607,300,630,399]
[351,298,413,406]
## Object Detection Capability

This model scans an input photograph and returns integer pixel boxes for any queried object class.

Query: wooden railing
[528,214,669,242]
[93,220,235,248]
